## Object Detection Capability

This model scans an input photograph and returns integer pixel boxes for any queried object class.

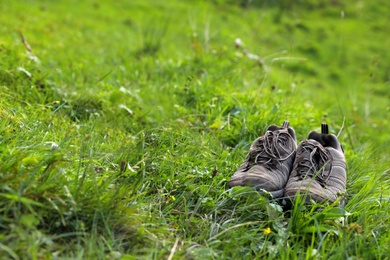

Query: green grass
[1,0,390,258]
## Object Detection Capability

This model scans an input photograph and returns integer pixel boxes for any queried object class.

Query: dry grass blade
[167,238,179,260]
[18,30,32,52]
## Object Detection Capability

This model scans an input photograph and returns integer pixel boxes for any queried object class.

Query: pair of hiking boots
[228,121,347,208]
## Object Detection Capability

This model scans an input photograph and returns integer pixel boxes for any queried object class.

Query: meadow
[0,0,389,258]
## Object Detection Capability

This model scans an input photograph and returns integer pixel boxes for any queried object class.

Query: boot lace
[245,130,296,171]
[295,140,331,187]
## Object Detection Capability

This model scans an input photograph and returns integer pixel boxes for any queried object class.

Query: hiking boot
[283,124,347,207]
[228,121,297,198]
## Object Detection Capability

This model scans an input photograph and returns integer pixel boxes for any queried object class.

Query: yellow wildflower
[263,227,271,235]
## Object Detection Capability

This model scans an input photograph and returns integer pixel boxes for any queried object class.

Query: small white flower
[45,142,59,150]
[51,142,59,150]
[235,38,243,48]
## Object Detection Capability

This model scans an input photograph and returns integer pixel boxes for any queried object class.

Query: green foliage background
[0,0,389,258]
